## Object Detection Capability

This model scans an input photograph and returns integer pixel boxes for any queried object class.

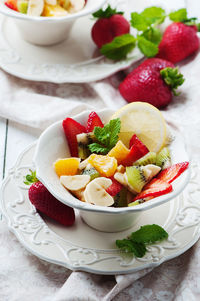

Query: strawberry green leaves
[92,4,123,19]
[24,169,38,185]
[160,67,185,95]
[116,224,168,257]
[100,34,136,60]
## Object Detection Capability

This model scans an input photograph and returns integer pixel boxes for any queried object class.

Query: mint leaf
[169,8,187,22]
[137,36,158,57]
[116,239,147,257]
[141,6,166,25]
[100,34,136,61]
[92,5,123,18]
[160,67,185,95]
[130,12,149,31]
[88,118,121,154]
[141,27,162,45]
[130,224,168,244]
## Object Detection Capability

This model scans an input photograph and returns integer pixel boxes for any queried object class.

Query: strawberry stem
[92,5,123,19]
[24,169,39,185]
[160,67,185,95]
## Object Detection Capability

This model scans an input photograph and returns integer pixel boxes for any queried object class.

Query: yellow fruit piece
[54,158,80,177]
[88,154,117,177]
[111,102,167,153]
[42,4,68,17]
[108,140,130,164]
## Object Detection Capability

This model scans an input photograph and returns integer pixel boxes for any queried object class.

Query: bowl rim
[33,108,190,215]
[0,0,107,22]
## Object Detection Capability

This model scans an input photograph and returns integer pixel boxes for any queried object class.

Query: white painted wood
[4,121,41,176]
[0,117,6,180]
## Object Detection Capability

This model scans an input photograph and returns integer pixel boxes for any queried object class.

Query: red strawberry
[62,118,86,157]
[157,22,199,63]
[122,135,149,166]
[86,111,104,133]
[133,179,173,202]
[106,177,123,196]
[91,5,130,48]
[5,0,18,11]
[157,162,189,184]
[28,181,75,226]
[119,58,184,108]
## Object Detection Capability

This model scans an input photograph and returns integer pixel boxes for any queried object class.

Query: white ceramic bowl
[0,0,106,45]
[33,109,190,232]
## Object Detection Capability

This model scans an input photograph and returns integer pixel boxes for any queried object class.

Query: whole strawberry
[25,170,75,226]
[157,22,199,63]
[91,5,130,48]
[119,58,184,108]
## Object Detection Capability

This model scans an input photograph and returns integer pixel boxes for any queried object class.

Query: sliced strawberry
[122,135,149,166]
[133,179,172,201]
[5,0,18,11]
[157,162,189,184]
[86,111,104,133]
[62,118,86,157]
[106,177,123,196]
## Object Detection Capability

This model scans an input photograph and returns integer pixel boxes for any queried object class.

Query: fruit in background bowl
[33,103,190,232]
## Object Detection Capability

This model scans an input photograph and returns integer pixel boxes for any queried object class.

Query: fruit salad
[5,0,86,17]
[54,102,189,207]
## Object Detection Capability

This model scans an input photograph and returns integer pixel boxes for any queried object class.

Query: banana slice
[72,188,86,202]
[84,177,114,207]
[69,0,85,13]
[114,172,137,194]
[45,0,57,4]
[27,0,44,16]
[60,175,90,191]
[141,164,161,181]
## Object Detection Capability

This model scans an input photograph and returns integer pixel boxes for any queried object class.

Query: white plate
[0,0,143,83]
[1,143,200,275]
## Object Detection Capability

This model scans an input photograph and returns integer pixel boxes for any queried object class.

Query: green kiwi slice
[133,152,156,166]
[82,167,100,181]
[126,166,147,193]
[156,147,171,169]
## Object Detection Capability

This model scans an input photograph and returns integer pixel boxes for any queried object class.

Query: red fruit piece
[157,22,199,63]
[157,162,189,184]
[62,118,86,157]
[5,0,18,11]
[86,111,104,133]
[122,135,149,166]
[119,58,184,108]
[91,5,130,48]
[106,177,123,196]
[133,179,173,202]
[29,181,75,226]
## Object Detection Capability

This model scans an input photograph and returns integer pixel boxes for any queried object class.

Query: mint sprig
[169,8,187,22]
[88,118,121,155]
[92,5,123,19]
[116,224,168,258]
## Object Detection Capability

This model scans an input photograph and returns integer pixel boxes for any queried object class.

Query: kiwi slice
[128,199,145,207]
[134,152,156,166]
[156,147,171,169]
[77,133,95,160]
[126,166,147,193]
[113,188,128,208]
[82,167,100,181]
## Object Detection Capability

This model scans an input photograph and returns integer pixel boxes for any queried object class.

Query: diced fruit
[141,164,161,181]
[82,167,100,181]
[5,0,18,11]
[88,154,117,177]
[113,188,128,207]
[132,179,173,201]
[29,181,75,226]
[58,0,70,10]
[114,172,136,194]
[121,135,149,166]
[63,118,86,157]
[27,0,44,16]
[86,111,104,133]
[156,162,189,184]
[77,133,90,160]
[84,177,114,206]
[108,140,130,164]
[54,158,80,177]
[128,200,141,207]
[134,152,156,166]
[17,0,28,13]
[106,176,123,196]
[126,166,147,193]
[156,147,171,169]
[42,3,68,17]
[60,175,90,191]
[68,0,85,13]
[111,102,167,152]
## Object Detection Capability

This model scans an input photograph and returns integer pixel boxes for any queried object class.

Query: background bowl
[0,0,107,45]
[33,109,190,232]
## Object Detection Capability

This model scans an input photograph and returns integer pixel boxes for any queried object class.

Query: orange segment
[88,154,117,177]
[108,140,130,164]
[54,158,80,177]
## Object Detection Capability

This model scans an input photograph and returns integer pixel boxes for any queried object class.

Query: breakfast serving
[5,0,86,16]
[53,102,189,208]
